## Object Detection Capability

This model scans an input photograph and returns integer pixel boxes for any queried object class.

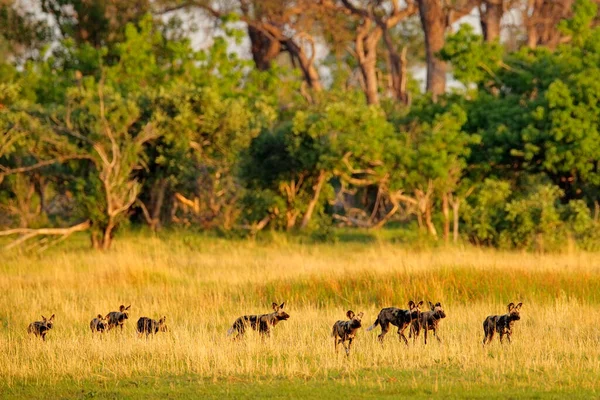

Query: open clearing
[1,233,600,398]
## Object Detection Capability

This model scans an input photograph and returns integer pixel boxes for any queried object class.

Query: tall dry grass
[1,234,599,393]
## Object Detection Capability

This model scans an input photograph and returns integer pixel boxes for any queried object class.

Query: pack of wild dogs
[28,301,523,354]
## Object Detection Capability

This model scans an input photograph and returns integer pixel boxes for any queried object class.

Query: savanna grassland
[1,232,600,399]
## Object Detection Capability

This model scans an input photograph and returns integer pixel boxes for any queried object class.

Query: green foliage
[2,1,600,251]
[462,179,511,246]
[440,24,504,87]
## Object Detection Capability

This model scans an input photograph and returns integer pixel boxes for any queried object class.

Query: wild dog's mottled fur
[137,316,168,338]
[411,302,446,344]
[27,314,55,341]
[482,302,522,345]
[366,300,423,344]
[227,302,289,339]
[106,305,130,331]
[332,310,364,355]
[90,314,108,334]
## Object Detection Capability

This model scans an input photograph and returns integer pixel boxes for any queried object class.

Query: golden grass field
[1,232,600,398]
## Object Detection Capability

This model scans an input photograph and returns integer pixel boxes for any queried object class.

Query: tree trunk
[248,25,282,70]
[424,200,438,238]
[525,0,574,49]
[452,197,460,244]
[442,192,450,244]
[285,39,323,91]
[300,170,326,229]
[149,178,167,230]
[417,0,447,101]
[356,21,381,105]
[383,28,409,104]
[102,221,115,250]
[480,0,503,42]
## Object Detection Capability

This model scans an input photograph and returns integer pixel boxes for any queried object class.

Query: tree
[416,0,478,100]
[157,0,323,91]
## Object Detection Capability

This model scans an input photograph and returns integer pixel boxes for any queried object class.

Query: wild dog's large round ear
[279,302,285,309]
[125,305,131,310]
[428,301,435,309]
[417,301,424,307]
[97,314,103,319]
[41,315,46,321]
[119,305,125,312]
[507,303,515,312]
[49,314,55,320]
[346,310,355,319]
[272,302,279,310]
[357,312,364,319]
[515,303,522,310]
[408,300,415,309]
[435,302,441,307]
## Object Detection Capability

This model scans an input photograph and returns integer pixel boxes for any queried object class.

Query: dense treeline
[1,0,600,251]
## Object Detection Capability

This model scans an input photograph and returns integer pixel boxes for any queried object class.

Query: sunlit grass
[1,233,599,397]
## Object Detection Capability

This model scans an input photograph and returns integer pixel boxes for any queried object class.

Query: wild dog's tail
[366,318,379,332]
[227,325,235,336]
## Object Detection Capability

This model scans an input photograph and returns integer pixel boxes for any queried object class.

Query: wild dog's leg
[499,332,505,344]
[433,327,442,343]
[398,326,409,345]
[506,330,512,344]
[482,320,490,346]
[410,321,420,343]
[341,339,351,356]
[424,326,428,345]
[346,338,354,356]
[378,321,390,343]
[334,337,338,353]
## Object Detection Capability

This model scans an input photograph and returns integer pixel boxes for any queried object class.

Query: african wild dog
[137,316,168,338]
[90,314,108,334]
[106,305,131,331]
[27,314,55,341]
[482,302,522,346]
[410,302,446,344]
[227,302,289,339]
[332,310,364,356]
[366,300,423,344]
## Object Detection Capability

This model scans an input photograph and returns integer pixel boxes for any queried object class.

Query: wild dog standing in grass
[227,302,289,339]
[482,302,522,346]
[411,302,446,344]
[137,316,168,338]
[106,305,130,332]
[332,310,364,356]
[366,301,423,344]
[90,314,108,335]
[27,314,55,341]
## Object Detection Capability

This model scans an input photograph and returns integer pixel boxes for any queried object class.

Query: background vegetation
[2,0,600,252]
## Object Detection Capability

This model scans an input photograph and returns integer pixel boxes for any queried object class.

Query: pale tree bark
[300,170,327,229]
[524,0,574,49]
[341,0,417,105]
[0,220,91,251]
[355,20,382,105]
[442,192,450,244]
[452,196,460,244]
